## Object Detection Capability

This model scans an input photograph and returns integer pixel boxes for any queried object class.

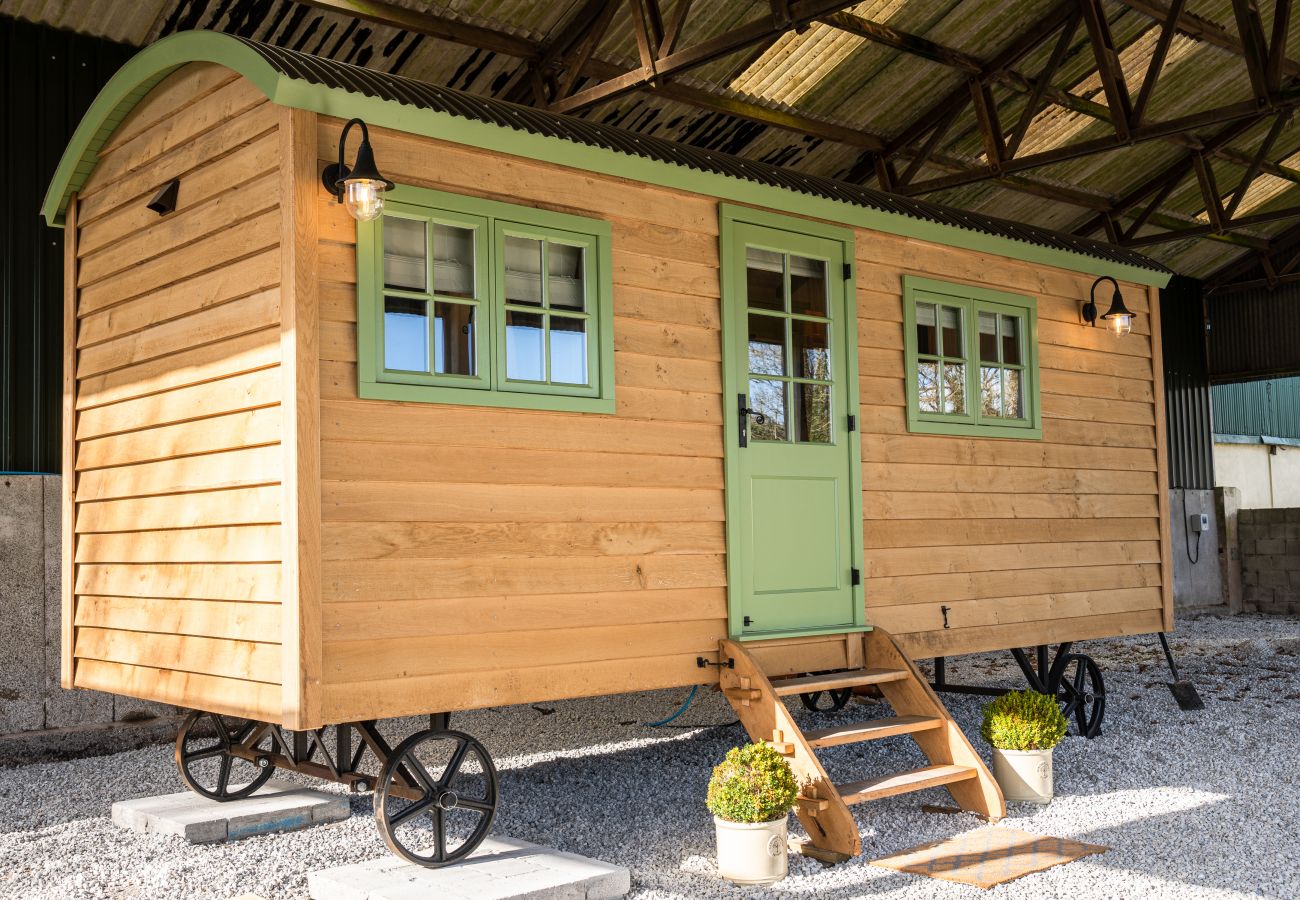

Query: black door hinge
[846,414,856,432]
[843,262,853,281]
[850,567,861,586]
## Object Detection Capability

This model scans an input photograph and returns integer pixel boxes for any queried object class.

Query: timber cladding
[59,59,1170,728]
[66,64,286,723]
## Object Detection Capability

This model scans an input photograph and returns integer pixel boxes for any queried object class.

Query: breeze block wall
[1238,507,1300,615]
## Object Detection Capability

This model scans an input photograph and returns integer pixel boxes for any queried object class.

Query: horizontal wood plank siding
[66,65,284,720]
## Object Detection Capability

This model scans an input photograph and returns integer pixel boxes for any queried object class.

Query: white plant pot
[714,815,788,885]
[992,747,1054,804]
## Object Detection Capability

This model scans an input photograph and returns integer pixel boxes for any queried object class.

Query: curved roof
[43,30,1170,286]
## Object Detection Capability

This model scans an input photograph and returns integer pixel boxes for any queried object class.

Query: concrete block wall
[1,475,178,763]
[1238,507,1300,615]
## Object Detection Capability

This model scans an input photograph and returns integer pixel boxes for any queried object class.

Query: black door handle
[737,394,766,447]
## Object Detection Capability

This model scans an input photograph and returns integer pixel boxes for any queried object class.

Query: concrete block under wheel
[307,836,630,900]
[112,778,350,843]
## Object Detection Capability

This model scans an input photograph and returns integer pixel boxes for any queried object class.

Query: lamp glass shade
[344,178,385,222]
[1099,288,1135,338]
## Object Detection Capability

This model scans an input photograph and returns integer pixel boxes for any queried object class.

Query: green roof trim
[44,31,1171,288]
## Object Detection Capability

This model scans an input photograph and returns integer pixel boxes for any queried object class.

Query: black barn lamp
[1084,275,1135,337]
[322,118,395,222]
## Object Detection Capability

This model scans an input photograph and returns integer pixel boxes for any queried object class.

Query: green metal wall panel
[0,15,133,473]
[1212,377,1300,441]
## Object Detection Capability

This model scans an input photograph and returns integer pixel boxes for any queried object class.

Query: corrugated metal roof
[234,35,1167,273]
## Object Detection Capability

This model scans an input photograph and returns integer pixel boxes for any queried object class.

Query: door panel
[724,218,862,638]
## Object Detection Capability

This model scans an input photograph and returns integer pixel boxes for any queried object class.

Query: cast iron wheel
[174,710,275,801]
[1051,653,1106,739]
[799,673,854,712]
[375,728,498,868]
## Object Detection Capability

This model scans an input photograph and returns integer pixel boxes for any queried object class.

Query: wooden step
[771,668,909,697]
[835,764,978,805]
[804,715,943,748]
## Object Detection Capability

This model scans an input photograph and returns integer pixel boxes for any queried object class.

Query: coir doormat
[870,827,1108,889]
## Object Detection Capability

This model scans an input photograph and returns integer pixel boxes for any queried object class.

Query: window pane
[745,247,784,311]
[748,313,786,376]
[941,305,963,357]
[748,378,788,441]
[795,382,831,443]
[384,296,428,372]
[793,319,830,380]
[550,316,588,385]
[1005,368,1024,418]
[504,235,543,307]
[384,217,426,290]
[548,243,585,311]
[1001,314,1021,365]
[941,360,966,414]
[790,255,827,316]
[979,311,998,363]
[505,310,545,380]
[432,302,475,376]
[432,224,474,298]
[916,302,938,355]
[980,365,1002,417]
[917,361,939,413]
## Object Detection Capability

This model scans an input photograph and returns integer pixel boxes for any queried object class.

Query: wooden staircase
[719,628,1004,859]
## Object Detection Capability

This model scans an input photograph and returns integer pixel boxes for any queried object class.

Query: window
[903,276,1040,439]
[357,186,614,413]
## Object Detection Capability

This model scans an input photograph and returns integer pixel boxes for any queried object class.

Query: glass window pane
[793,319,830,380]
[383,217,426,290]
[917,361,939,413]
[432,224,474,298]
[748,378,787,441]
[504,235,543,307]
[795,382,831,443]
[432,302,475,376]
[941,305,963,358]
[980,366,1002,417]
[748,314,786,376]
[548,243,585,311]
[745,247,784,311]
[549,316,588,385]
[384,296,429,372]
[941,360,966,414]
[790,255,827,316]
[1001,314,1021,365]
[979,311,998,363]
[1005,368,1024,418]
[916,302,938,355]
[505,310,545,381]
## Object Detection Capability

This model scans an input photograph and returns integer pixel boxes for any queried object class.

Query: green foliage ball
[706,742,799,824]
[980,689,1068,751]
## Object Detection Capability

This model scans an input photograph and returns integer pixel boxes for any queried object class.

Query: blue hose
[644,685,698,727]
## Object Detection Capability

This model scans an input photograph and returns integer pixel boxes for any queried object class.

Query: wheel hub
[437,790,459,810]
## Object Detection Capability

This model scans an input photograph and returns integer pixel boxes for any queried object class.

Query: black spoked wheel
[375,728,498,868]
[174,710,274,801]
[799,672,854,712]
[1052,653,1106,739]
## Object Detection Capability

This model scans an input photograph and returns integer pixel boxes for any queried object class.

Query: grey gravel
[1,613,1297,899]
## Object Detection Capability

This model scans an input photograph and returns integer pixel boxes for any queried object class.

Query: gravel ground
[1,613,1297,899]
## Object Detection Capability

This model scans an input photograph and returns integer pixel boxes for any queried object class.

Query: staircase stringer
[718,639,862,857]
[865,628,1006,821]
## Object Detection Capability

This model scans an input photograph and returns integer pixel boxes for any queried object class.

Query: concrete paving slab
[307,836,630,900]
[112,779,350,843]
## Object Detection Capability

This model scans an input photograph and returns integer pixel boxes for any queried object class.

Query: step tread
[771,668,909,696]
[805,715,943,748]
[836,764,978,805]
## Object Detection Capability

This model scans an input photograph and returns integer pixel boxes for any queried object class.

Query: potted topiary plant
[981,689,1069,804]
[706,742,799,884]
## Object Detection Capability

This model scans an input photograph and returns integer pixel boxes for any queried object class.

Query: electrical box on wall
[1190,512,1209,533]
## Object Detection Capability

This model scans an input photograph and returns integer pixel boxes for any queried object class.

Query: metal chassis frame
[930,643,1075,698]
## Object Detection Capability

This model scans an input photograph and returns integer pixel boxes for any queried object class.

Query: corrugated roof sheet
[236,35,1167,273]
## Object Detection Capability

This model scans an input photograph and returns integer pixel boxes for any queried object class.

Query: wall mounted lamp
[321,118,394,222]
[1084,275,1135,337]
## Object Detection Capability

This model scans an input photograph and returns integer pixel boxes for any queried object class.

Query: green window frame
[357,184,615,413]
[902,276,1042,440]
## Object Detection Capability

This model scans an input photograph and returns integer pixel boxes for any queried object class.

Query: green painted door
[724,219,862,639]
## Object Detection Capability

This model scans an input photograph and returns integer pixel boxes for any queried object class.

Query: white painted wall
[1214,442,1300,508]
